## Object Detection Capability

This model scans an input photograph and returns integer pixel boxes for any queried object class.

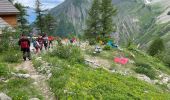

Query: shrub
[147,37,165,56]
[103,45,111,50]
[50,45,84,63]
[161,51,170,67]
[3,51,21,63]
[0,64,9,77]
[89,39,97,45]
[134,62,156,79]
[167,11,170,15]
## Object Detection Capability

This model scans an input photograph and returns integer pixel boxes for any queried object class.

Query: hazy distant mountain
[50,0,170,47]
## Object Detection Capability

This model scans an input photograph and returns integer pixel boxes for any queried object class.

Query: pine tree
[100,0,117,37]
[85,0,101,39]
[42,13,56,35]
[35,0,43,34]
[14,3,29,33]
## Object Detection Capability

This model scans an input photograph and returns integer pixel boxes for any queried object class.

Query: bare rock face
[0,93,11,100]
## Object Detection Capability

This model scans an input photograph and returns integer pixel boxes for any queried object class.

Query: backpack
[21,41,29,48]
[33,41,40,48]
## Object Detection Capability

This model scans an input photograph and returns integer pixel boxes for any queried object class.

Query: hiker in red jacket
[18,34,31,61]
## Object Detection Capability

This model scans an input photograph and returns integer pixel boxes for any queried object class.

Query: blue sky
[15,0,64,9]
[15,0,65,23]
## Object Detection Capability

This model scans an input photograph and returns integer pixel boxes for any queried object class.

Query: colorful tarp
[107,41,118,48]
[114,57,129,65]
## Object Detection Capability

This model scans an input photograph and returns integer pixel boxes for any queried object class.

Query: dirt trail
[85,55,112,69]
[16,61,56,100]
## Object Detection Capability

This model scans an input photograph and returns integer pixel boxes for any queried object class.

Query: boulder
[0,93,12,100]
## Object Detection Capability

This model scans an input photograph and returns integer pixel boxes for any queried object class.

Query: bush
[147,37,165,56]
[161,51,170,67]
[134,62,156,79]
[103,45,111,50]
[89,39,97,45]
[50,45,84,63]
[3,51,21,63]
[167,11,170,15]
[0,64,9,77]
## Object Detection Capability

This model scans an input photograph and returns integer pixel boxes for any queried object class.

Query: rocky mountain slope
[50,0,170,46]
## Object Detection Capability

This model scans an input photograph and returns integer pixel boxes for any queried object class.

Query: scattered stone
[128,60,135,64]
[47,73,52,79]
[46,70,51,74]
[32,82,38,85]
[36,57,42,61]
[161,77,169,84]
[0,78,6,82]
[153,80,159,84]
[137,74,153,84]
[144,91,149,93]
[11,72,31,78]
[159,74,164,78]
[167,84,170,90]
[29,98,40,100]
[0,93,12,100]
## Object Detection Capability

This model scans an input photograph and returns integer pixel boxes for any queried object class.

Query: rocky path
[16,61,56,100]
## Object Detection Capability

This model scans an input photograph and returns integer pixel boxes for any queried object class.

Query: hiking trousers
[22,48,31,61]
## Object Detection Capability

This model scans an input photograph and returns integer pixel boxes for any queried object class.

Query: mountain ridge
[50,0,170,47]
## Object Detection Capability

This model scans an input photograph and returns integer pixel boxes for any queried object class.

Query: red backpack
[21,41,29,48]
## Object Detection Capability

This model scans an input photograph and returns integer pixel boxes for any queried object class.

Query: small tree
[35,0,43,34]
[100,0,117,37]
[14,3,29,33]
[42,13,56,35]
[167,11,170,15]
[147,37,165,56]
[85,0,101,40]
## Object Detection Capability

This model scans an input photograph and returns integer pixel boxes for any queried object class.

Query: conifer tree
[35,0,43,34]
[42,13,56,35]
[85,0,101,39]
[100,0,117,37]
[14,3,29,33]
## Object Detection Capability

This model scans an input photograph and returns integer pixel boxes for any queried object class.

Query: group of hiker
[18,34,79,61]
[18,34,54,61]
[32,34,54,54]
[18,33,128,65]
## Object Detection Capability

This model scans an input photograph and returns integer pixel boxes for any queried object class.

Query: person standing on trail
[37,35,44,51]
[43,34,49,50]
[18,34,31,61]
[33,39,40,54]
[48,36,54,48]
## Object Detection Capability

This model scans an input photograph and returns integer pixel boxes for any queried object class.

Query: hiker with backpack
[33,39,40,54]
[18,34,31,61]
[43,34,49,50]
[37,35,44,51]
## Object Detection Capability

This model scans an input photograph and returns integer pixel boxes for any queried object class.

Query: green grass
[134,62,156,79]
[37,45,170,99]
[42,56,170,99]
[0,78,43,100]
[0,51,43,100]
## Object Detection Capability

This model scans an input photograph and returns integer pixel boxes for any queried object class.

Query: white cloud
[15,0,64,9]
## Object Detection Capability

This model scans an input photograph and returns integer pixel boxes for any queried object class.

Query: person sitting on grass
[18,34,31,61]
